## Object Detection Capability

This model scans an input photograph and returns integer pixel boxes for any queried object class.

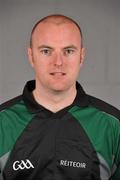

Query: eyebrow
[38,45,78,50]
[63,45,78,50]
[38,45,53,50]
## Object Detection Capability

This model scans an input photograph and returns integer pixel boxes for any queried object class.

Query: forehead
[32,21,81,46]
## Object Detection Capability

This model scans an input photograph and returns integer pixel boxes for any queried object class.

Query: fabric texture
[0,80,120,180]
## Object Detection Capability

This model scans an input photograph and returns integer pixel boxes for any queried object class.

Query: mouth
[50,72,66,76]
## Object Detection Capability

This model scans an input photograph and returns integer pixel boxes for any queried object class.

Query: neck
[33,83,77,113]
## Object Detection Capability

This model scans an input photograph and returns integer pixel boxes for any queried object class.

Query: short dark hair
[30,14,83,48]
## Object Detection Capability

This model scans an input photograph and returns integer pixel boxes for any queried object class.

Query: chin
[50,84,72,92]
[46,79,75,92]
[51,87,66,92]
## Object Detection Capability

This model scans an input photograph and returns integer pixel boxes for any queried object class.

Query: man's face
[28,21,85,92]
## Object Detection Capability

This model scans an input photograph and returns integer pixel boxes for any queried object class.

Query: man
[0,14,120,180]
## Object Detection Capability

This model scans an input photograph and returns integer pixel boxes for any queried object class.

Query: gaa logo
[13,159,34,171]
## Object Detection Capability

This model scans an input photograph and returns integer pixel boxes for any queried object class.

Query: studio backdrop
[0,0,120,109]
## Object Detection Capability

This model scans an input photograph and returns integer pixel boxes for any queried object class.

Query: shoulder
[0,95,22,112]
[87,94,120,121]
[0,95,23,126]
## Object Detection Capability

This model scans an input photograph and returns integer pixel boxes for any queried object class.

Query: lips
[50,72,66,76]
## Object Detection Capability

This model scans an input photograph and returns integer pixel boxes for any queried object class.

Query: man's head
[30,14,83,48]
[28,14,85,92]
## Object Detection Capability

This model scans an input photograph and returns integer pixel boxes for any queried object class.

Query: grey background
[0,0,120,109]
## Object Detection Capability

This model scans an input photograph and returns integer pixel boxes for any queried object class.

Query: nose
[54,53,63,66]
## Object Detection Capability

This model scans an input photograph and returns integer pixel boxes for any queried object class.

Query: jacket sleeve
[112,120,120,180]
[112,165,120,180]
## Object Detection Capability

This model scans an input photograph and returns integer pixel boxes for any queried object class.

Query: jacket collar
[22,80,89,114]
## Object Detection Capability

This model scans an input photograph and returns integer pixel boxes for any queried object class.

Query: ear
[27,48,34,67]
[80,48,86,66]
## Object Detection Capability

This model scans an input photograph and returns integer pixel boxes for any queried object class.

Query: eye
[63,49,75,56]
[40,48,52,56]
